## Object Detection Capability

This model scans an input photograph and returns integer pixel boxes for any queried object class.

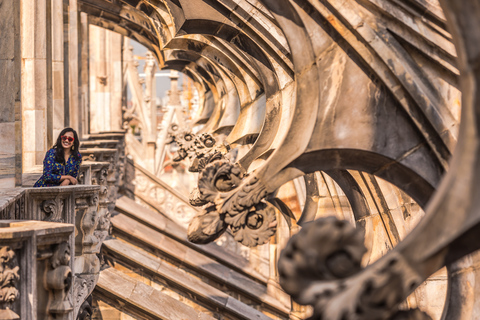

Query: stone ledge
[103,239,275,320]
[111,211,290,316]
[115,196,268,283]
[96,267,216,320]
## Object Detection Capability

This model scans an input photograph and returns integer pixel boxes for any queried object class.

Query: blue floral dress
[33,148,82,187]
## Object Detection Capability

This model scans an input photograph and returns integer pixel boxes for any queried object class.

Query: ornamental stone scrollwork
[45,242,73,319]
[42,198,65,222]
[75,194,100,255]
[187,160,277,247]
[0,246,20,320]
[74,277,96,319]
[277,217,431,320]
[76,295,93,320]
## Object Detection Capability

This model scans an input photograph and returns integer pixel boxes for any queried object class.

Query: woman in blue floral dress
[34,128,82,187]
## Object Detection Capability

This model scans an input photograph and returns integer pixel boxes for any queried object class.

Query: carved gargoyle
[0,246,20,319]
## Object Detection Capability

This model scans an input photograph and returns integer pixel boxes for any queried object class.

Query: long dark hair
[53,127,80,163]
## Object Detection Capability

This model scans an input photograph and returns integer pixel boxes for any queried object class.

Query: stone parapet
[0,220,74,320]
[0,184,107,319]
[132,161,199,227]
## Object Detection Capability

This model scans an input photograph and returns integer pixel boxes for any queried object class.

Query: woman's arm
[42,149,63,184]
[64,153,82,185]
[70,153,82,179]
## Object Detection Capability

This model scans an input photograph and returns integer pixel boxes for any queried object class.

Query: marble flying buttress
[186,0,318,247]
[274,0,480,319]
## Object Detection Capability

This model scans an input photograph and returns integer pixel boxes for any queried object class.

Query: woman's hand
[60,175,77,185]
[68,176,78,185]
[60,179,71,186]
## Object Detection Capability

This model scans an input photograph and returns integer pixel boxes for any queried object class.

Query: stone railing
[131,161,199,227]
[0,185,109,319]
[81,131,127,213]
[21,185,102,319]
[0,131,127,319]
[0,219,74,320]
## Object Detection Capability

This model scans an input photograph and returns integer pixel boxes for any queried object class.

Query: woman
[34,128,82,187]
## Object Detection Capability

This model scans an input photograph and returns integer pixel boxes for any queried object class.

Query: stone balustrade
[0,131,127,320]
[21,185,103,318]
[131,161,199,227]
[0,178,112,319]
[0,218,74,319]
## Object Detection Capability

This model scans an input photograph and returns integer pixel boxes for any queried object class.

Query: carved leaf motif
[187,205,227,244]
[189,188,209,207]
[42,199,64,222]
[228,202,277,247]
[197,160,244,204]
[217,175,268,216]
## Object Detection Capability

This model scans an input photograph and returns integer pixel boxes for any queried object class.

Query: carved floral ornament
[168,130,226,172]
[277,218,432,320]
[0,246,20,319]
[187,160,281,247]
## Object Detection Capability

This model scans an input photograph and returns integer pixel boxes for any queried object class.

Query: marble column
[79,12,89,138]
[21,0,49,171]
[67,0,80,132]
[0,0,21,187]
[51,0,65,140]
[89,25,123,133]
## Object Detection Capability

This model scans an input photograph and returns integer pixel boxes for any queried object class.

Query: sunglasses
[61,135,74,142]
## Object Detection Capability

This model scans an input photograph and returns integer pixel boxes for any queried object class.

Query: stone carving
[277,217,430,320]
[42,198,65,222]
[91,167,108,186]
[75,195,100,255]
[0,246,20,320]
[76,296,93,320]
[74,277,96,319]
[194,160,244,205]
[77,171,86,185]
[168,131,228,172]
[133,168,198,226]
[45,242,73,318]
[187,160,276,247]
[84,154,96,162]
[187,205,228,244]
